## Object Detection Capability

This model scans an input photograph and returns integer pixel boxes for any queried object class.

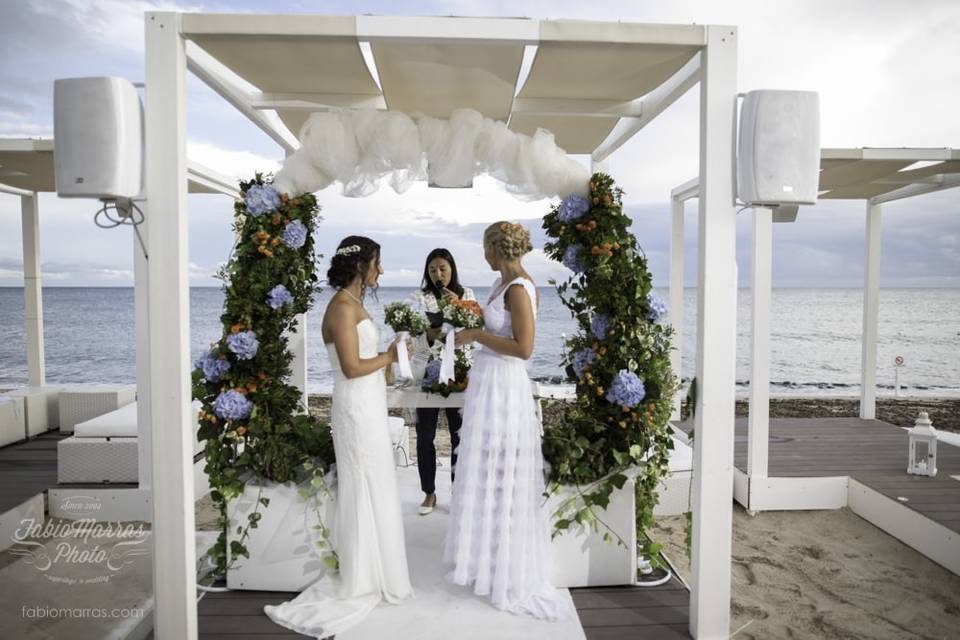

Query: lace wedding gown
[443,276,577,621]
[264,318,413,638]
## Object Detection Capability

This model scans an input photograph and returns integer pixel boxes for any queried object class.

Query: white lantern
[907,412,938,477]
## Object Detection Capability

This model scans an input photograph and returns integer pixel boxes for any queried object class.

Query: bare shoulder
[322,295,359,339]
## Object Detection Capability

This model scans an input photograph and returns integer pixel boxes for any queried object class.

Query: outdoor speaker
[737,90,820,207]
[54,77,143,199]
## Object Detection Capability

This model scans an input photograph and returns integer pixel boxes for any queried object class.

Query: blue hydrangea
[591,313,612,340]
[557,193,590,222]
[571,348,596,379]
[562,245,585,273]
[647,293,668,323]
[244,184,281,217]
[227,330,259,360]
[213,389,252,421]
[605,369,646,408]
[267,284,294,310]
[282,220,307,249]
[195,349,230,382]
[422,359,441,387]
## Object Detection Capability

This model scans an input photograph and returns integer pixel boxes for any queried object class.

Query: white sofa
[58,384,136,433]
[58,400,203,484]
[0,397,26,448]
[3,386,61,436]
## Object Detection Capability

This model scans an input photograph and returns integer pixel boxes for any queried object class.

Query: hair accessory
[335,244,361,257]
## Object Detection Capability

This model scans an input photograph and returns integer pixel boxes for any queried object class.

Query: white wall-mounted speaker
[54,77,143,199]
[737,90,820,207]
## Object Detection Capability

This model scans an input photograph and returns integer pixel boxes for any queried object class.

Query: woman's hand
[454,329,479,348]
[440,287,460,303]
[384,335,403,364]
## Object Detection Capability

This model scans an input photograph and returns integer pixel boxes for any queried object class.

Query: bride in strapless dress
[265,236,413,638]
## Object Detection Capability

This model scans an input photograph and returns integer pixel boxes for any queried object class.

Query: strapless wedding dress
[265,318,413,638]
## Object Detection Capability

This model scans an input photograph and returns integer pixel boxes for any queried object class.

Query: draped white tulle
[264,319,413,638]
[273,108,590,201]
[444,277,578,621]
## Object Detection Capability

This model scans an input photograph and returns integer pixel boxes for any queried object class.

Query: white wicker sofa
[58,400,203,484]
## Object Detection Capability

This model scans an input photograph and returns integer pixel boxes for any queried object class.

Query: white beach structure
[0,137,238,515]
[141,12,741,638]
[668,148,960,574]
[668,148,960,444]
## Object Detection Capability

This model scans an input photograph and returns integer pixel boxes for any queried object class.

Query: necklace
[341,287,364,307]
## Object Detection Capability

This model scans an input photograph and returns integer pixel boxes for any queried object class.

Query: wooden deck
[186,578,691,639]
[0,430,65,512]
[676,417,960,533]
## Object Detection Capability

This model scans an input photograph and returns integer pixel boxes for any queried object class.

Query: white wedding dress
[264,318,413,638]
[444,276,577,621]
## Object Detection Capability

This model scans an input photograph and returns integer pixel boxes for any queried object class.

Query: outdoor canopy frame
[0,136,238,492]
[668,147,960,484]
[143,13,739,639]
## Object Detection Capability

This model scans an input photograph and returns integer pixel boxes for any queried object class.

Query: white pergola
[0,137,238,491]
[668,147,960,495]
[143,13,739,638]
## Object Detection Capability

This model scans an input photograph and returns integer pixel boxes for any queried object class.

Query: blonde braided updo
[484,221,533,260]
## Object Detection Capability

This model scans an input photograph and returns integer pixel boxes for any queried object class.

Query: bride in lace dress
[446,222,577,621]
[265,236,413,638]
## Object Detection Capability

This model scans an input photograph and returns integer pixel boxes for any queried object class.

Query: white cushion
[73,400,203,438]
[74,402,139,437]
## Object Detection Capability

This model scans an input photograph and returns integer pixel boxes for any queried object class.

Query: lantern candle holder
[907,411,938,477]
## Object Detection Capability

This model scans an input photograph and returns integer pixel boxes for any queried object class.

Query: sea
[0,287,958,397]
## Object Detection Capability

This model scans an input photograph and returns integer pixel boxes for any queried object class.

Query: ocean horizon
[1,286,958,397]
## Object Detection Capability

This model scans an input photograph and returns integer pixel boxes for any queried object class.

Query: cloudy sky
[1,0,957,288]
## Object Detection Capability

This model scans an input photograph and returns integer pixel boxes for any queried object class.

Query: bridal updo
[327,236,381,288]
[484,221,533,260]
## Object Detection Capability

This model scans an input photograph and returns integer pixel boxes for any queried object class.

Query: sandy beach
[653,507,960,639]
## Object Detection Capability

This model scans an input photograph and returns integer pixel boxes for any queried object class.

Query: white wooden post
[290,313,308,412]
[747,207,772,482]
[134,207,152,489]
[690,25,738,640]
[860,201,882,420]
[21,192,46,386]
[145,11,198,639]
[669,196,684,421]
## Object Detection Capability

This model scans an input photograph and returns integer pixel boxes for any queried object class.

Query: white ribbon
[395,331,413,379]
[439,322,458,385]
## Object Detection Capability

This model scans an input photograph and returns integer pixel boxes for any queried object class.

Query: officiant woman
[409,248,476,515]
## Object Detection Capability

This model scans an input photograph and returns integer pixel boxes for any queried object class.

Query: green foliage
[192,174,337,576]
[541,173,679,561]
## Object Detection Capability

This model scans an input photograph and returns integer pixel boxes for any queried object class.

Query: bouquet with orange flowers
[426,297,484,394]
[438,297,484,330]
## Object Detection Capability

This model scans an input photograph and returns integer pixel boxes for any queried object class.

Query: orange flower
[230,323,244,334]
[271,213,281,225]
[234,386,248,395]
[593,197,600,205]
[271,237,281,247]
[591,246,602,256]
[280,193,290,202]
[622,406,630,413]
[236,426,247,436]
[257,372,268,381]
[618,420,627,429]
[596,386,605,396]
[246,382,258,393]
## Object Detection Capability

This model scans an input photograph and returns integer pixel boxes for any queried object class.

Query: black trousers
[415,407,462,494]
